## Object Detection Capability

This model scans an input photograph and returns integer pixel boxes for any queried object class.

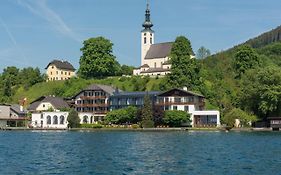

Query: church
[133,2,194,76]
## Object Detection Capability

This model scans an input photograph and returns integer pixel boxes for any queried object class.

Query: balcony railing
[80,96,107,100]
[75,103,109,107]
[156,101,205,106]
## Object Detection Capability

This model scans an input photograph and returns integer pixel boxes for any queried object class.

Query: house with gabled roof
[28,96,69,112]
[0,104,28,127]
[45,59,76,81]
[71,84,117,124]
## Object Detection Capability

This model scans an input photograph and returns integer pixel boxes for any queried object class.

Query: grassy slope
[12,76,162,104]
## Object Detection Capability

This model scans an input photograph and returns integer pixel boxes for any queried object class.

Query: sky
[0,0,281,72]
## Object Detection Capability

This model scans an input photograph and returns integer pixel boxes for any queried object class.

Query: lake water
[0,131,281,175]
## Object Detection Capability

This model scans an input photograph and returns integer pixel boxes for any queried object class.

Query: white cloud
[17,0,82,42]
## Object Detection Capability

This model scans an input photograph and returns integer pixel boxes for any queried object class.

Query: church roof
[145,42,173,59]
[140,67,170,73]
[45,60,75,71]
[140,64,150,68]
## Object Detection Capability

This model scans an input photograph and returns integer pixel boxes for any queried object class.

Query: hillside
[201,25,281,118]
[12,76,163,105]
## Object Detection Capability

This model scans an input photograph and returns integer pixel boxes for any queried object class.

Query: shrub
[80,124,103,128]
[131,124,140,129]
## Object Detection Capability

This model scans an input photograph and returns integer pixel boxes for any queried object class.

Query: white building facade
[31,112,69,129]
[157,88,221,127]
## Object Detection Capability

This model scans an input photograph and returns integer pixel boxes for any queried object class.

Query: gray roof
[28,96,69,111]
[140,68,170,73]
[45,60,75,71]
[11,104,27,115]
[140,64,150,68]
[85,84,116,95]
[145,42,173,59]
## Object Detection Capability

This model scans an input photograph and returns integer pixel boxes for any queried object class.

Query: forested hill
[245,25,281,48]
[201,24,281,121]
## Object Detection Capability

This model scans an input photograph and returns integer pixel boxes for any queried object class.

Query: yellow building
[45,60,76,81]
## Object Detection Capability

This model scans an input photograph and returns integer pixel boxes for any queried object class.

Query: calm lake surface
[0,131,281,175]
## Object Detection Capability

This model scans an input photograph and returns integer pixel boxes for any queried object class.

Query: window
[53,115,58,124]
[56,71,58,75]
[65,72,67,75]
[83,116,88,124]
[61,71,63,74]
[69,72,70,75]
[47,115,51,124]
[144,33,147,36]
[60,116,65,124]
[43,104,45,108]
[50,72,52,75]
[184,106,189,112]
[175,98,181,103]
[150,38,152,44]
[144,37,147,44]
[173,106,178,110]
[52,66,54,69]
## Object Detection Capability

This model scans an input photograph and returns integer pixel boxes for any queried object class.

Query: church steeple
[141,0,154,66]
[142,0,153,31]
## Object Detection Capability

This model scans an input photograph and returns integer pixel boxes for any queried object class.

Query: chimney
[20,105,24,112]
[183,87,188,91]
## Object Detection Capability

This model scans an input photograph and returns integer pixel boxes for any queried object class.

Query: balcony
[75,103,109,107]
[156,101,205,106]
[80,96,107,100]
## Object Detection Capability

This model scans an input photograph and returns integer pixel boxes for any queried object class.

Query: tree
[222,108,257,127]
[240,66,281,119]
[153,106,164,127]
[119,65,134,76]
[78,37,121,79]
[233,45,260,78]
[166,36,202,90]
[105,106,137,124]
[19,67,45,88]
[141,94,154,128]
[67,110,81,128]
[164,110,191,127]
[197,46,211,59]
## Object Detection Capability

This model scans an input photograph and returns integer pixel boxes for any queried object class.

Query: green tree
[222,108,257,127]
[164,110,191,127]
[197,46,211,59]
[240,66,281,119]
[78,37,121,79]
[2,66,20,86]
[141,94,154,128]
[119,65,134,75]
[19,67,45,88]
[166,36,202,90]
[233,45,260,78]
[67,110,81,128]
[105,106,137,124]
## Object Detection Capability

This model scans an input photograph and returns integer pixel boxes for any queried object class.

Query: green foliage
[141,94,154,128]
[197,46,211,59]
[0,66,45,103]
[78,37,121,79]
[105,106,138,124]
[164,110,191,127]
[233,45,260,78]
[119,65,134,75]
[67,110,81,128]
[131,124,140,129]
[80,123,103,128]
[222,108,258,127]
[240,66,281,119]
[166,36,202,90]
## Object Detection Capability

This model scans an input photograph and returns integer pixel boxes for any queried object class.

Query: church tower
[141,1,154,66]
